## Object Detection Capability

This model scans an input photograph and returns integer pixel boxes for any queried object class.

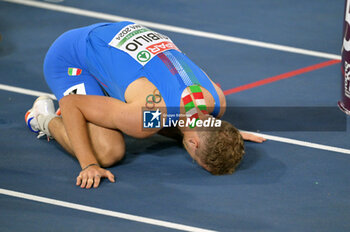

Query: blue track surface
[0,0,349,231]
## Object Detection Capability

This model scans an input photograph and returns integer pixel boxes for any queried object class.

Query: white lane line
[0,188,216,232]
[1,83,349,155]
[0,83,56,99]
[242,131,350,155]
[2,0,341,60]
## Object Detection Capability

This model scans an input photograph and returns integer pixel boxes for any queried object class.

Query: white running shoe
[25,109,40,133]
[25,96,57,138]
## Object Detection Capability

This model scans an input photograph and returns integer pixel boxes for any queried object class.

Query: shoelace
[37,131,52,141]
[36,131,46,139]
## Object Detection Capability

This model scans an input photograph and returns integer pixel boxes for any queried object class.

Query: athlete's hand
[240,131,267,143]
[76,165,115,189]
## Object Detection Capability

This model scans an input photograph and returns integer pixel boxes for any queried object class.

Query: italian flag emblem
[68,68,82,76]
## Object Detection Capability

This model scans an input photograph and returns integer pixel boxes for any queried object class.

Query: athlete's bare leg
[48,117,125,167]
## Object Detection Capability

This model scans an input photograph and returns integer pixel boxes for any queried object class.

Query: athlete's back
[85,22,221,119]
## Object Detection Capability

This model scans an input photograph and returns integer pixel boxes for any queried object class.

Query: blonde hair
[197,120,245,175]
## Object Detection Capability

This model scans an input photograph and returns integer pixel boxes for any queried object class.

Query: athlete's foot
[25,96,57,139]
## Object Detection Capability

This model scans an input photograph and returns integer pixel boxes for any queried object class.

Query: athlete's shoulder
[206,75,226,118]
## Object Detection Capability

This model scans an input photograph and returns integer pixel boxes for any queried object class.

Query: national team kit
[27,21,222,132]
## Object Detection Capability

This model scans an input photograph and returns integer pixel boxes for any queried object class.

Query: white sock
[36,114,58,137]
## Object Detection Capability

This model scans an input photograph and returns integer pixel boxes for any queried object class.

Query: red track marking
[223,59,341,96]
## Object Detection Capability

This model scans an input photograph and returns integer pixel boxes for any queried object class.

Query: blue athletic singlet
[43,21,221,120]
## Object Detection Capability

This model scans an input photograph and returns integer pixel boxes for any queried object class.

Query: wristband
[82,163,99,171]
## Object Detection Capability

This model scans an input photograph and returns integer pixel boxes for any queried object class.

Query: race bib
[108,24,180,65]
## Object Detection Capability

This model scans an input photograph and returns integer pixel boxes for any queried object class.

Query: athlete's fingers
[257,136,267,143]
[93,175,101,188]
[248,134,266,143]
[86,178,94,189]
[80,175,88,188]
[76,175,82,186]
[105,170,115,183]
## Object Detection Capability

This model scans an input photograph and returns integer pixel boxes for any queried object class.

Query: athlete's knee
[58,94,76,112]
[98,142,126,168]
[59,94,73,105]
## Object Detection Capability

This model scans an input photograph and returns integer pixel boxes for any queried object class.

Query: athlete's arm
[240,131,267,143]
[205,76,266,143]
[60,94,155,139]
[59,94,158,188]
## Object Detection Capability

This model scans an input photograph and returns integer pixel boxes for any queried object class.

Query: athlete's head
[182,119,245,175]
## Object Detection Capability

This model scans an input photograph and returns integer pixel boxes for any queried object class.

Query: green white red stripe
[189,85,208,115]
[68,68,82,76]
[181,85,208,122]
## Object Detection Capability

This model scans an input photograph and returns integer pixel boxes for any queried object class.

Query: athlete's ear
[186,136,199,151]
[182,131,199,153]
